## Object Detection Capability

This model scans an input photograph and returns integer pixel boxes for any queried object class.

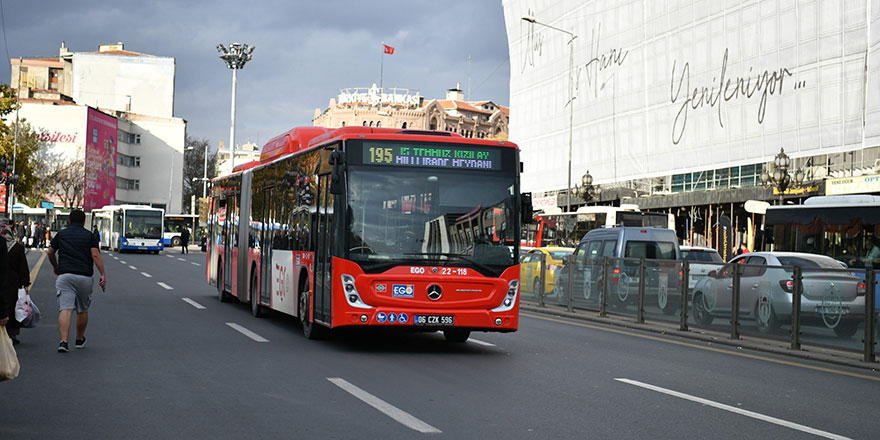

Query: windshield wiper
[404,252,496,275]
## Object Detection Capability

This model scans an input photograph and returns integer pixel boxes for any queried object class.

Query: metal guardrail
[528,255,878,363]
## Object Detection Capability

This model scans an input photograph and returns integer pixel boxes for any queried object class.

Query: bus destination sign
[362,143,502,170]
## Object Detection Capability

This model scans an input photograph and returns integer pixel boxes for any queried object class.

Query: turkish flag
[383,44,394,55]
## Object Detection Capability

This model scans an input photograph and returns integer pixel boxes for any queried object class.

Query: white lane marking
[166,255,174,258]
[140,272,152,278]
[129,265,137,270]
[182,297,206,309]
[191,262,201,266]
[112,256,118,260]
[120,260,127,264]
[225,322,269,342]
[469,338,495,347]
[177,257,186,261]
[157,282,174,290]
[614,379,851,440]
[327,377,442,434]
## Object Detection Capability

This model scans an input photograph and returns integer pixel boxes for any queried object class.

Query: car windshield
[548,250,572,259]
[346,165,517,275]
[682,249,723,263]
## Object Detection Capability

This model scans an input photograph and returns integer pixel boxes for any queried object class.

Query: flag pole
[380,42,384,91]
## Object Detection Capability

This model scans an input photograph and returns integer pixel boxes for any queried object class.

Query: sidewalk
[521,300,879,371]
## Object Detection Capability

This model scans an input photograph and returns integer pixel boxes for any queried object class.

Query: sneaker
[58,341,69,352]
[75,337,86,349]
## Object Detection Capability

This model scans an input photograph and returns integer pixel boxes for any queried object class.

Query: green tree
[0,84,43,206]
[183,135,217,213]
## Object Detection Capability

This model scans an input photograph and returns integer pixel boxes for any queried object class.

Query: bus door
[313,174,334,324]
[259,187,275,308]
[223,197,236,293]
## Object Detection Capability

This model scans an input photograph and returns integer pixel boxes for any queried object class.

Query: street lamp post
[574,170,598,203]
[760,148,805,205]
[217,43,255,172]
[0,156,21,217]
[522,15,577,212]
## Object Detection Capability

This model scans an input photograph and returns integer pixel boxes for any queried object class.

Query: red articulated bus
[206,126,530,341]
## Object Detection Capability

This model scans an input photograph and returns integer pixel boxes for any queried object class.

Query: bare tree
[183,135,217,213]
[46,157,85,209]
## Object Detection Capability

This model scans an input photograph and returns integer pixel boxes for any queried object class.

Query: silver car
[691,252,866,337]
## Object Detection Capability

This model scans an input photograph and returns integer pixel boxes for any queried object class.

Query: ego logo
[392,284,414,298]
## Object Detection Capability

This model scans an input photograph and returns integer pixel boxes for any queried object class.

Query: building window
[117,177,140,190]
[49,68,61,91]
[376,121,381,127]
[363,121,367,126]
[119,153,140,167]
[401,122,407,129]
[118,129,140,144]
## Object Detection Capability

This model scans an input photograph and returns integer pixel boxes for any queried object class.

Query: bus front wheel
[299,280,325,340]
[250,272,264,317]
[217,267,231,303]
[443,329,471,343]
[171,236,181,247]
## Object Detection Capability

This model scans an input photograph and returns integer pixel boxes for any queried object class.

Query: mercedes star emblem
[426,284,442,301]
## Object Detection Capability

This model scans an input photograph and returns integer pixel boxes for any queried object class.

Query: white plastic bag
[0,326,20,381]
[14,290,40,328]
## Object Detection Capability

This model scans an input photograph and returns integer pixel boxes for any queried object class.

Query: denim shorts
[56,273,94,313]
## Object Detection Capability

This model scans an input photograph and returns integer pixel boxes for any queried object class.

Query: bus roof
[215,126,519,182]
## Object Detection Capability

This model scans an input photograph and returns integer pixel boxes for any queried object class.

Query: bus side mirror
[521,192,534,224]
[329,150,344,195]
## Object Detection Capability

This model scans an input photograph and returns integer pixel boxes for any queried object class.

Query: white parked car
[680,246,723,290]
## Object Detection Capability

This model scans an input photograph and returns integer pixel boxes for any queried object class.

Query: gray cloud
[1,0,511,149]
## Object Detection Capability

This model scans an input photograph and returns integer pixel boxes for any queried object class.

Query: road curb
[521,301,880,372]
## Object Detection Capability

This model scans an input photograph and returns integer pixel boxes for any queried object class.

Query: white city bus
[92,205,164,253]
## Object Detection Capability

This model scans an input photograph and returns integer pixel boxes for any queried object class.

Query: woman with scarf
[2,222,30,345]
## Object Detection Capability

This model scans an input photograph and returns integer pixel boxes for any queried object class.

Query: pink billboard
[84,107,117,211]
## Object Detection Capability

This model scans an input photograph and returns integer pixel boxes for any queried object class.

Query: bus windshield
[346,166,516,273]
[125,210,163,239]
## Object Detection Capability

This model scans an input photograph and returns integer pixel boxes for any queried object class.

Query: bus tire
[443,329,471,343]
[299,279,325,340]
[250,271,264,317]
[171,236,181,247]
[217,266,231,303]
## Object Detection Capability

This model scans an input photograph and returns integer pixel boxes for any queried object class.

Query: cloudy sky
[0,0,511,149]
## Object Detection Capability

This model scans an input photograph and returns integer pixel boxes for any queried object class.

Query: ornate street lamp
[760,148,805,205]
[574,170,598,203]
[217,42,255,171]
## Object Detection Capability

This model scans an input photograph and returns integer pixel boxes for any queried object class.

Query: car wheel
[171,236,181,247]
[533,279,542,298]
[755,301,780,334]
[443,329,471,343]
[692,292,714,326]
[832,320,859,338]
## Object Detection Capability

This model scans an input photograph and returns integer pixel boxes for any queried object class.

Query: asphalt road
[2,247,879,439]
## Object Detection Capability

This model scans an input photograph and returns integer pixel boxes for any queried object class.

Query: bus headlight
[491,279,518,312]
[341,274,372,309]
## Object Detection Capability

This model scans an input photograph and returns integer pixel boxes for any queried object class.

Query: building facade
[502,0,880,247]
[10,42,186,213]
[313,84,509,139]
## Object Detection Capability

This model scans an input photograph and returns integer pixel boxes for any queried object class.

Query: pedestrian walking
[0,221,10,342]
[47,210,107,353]
[38,223,48,249]
[1,222,29,345]
[180,226,190,254]
[30,222,37,248]
[14,221,26,245]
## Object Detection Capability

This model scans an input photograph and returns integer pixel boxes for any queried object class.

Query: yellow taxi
[520,247,574,295]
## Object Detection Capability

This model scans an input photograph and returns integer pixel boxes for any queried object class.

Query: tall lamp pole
[217,43,255,172]
[522,15,577,212]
